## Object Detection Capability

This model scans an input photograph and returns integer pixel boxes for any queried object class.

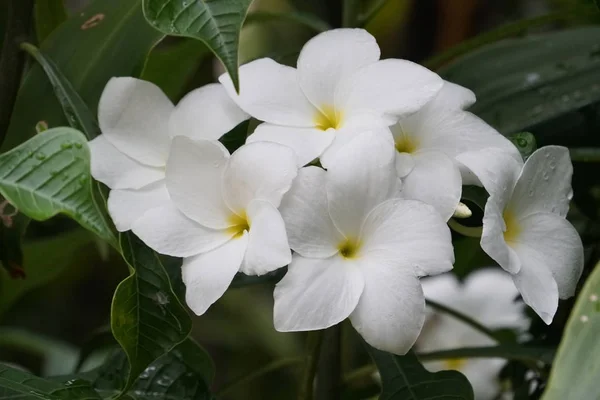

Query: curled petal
[481,198,521,274]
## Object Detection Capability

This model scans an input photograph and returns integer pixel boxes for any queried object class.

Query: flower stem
[342,0,361,27]
[298,330,325,400]
[357,0,390,26]
[426,299,500,342]
[217,357,304,398]
[315,325,341,400]
[447,219,483,238]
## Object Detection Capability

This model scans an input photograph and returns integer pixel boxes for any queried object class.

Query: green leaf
[3,0,164,151]
[542,260,600,400]
[142,0,254,92]
[0,228,96,316]
[245,11,331,32]
[20,43,101,140]
[0,364,101,400]
[141,39,210,101]
[0,128,116,245]
[34,0,67,43]
[0,211,29,280]
[111,232,192,394]
[439,27,600,135]
[419,345,555,365]
[367,347,474,400]
[507,132,536,160]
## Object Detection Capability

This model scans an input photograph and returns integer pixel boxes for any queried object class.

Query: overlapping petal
[98,77,173,166]
[182,233,248,316]
[274,255,364,331]
[480,199,521,274]
[107,181,169,231]
[169,83,249,141]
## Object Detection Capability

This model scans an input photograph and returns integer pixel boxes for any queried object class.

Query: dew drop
[580,315,589,323]
[182,0,188,5]
[542,172,549,180]
[78,175,87,184]
[74,142,83,149]
[138,370,151,379]
[530,105,544,116]
[590,294,598,302]
[50,170,58,176]
[528,189,535,197]
[36,153,46,160]
[61,142,73,149]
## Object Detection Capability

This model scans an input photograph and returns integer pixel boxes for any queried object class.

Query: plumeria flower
[219,28,443,167]
[132,138,298,315]
[457,146,584,323]
[274,130,454,354]
[392,81,520,220]
[418,270,527,400]
[89,77,249,231]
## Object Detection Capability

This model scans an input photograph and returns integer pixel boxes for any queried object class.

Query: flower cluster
[90,28,583,355]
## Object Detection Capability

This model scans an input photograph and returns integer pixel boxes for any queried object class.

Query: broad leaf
[507,132,536,160]
[0,364,101,400]
[20,43,100,140]
[34,0,67,43]
[4,0,164,151]
[0,128,116,245]
[143,0,254,91]
[440,27,600,135]
[542,260,600,400]
[111,233,192,394]
[368,347,474,400]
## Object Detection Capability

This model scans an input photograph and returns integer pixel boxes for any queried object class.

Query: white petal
[131,203,232,257]
[319,112,388,169]
[247,123,335,167]
[480,199,521,274]
[273,254,364,331]
[326,130,398,237]
[335,59,443,118]
[297,28,380,109]
[223,141,298,213]
[240,199,291,276]
[99,77,173,166]
[421,273,460,305]
[166,136,231,229]
[350,262,425,355]
[456,148,522,201]
[169,83,249,141]
[360,198,454,276]
[107,181,169,231]
[509,146,573,219]
[279,167,344,258]
[400,151,462,221]
[430,81,476,110]
[219,58,317,127]
[182,233,248,316]
[510,212,583,299]
[511,246,559,324]
[89,135,163,190]
[394,152,415,178]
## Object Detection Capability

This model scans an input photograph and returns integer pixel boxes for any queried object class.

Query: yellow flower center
[503,210,520,243]
[227,212,249,238]
[314,105,343,130]
[443,358,467,371]
[338,238,361,259]
[394,134,418,154]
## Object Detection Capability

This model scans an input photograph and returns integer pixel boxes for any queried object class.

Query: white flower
[89,77,249,231]
[219,28,443,168]
[274,130,454,354]
[457,146,584,323]
[392,81,520,220]
[418,270,527,400]
[132,137,298,315]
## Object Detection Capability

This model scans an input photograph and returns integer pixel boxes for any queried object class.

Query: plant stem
[315,325,341,400]
[447,219,483,238]
[426,299,499,342]
[298,330,325,400]
[569,147,600,162]
[0,0,34,147]
[342,0,361,27]
[217,357,304,398]
[358,0,390,26]
[423,5,595,70]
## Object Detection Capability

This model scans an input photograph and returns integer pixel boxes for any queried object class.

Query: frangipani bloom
[132,138,298,315]
[89,77,248,231]
[220,28,443,167]
[392,81,519,220]
[275,130,454,354]
[418,270,526,400]
[457,146,584,323]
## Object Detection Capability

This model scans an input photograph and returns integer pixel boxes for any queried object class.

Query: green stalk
[298,330,325,400]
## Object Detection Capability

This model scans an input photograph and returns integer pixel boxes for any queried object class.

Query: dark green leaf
[0,211,29,280]
[141,38,210,101]
[418,345,555,365]
[245,11,331,32]
[0,364,101,400]
[219,120,250,154]
[367,347,474,400]
[542,260,600,400]
[111,232,192,394]
[34,0,67,43]
[142,0,253,92]
[440,27,600,135]
[20,43,100,140]
[3,0,164,151]
[0,128,116,245]
[507,132,536,160]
